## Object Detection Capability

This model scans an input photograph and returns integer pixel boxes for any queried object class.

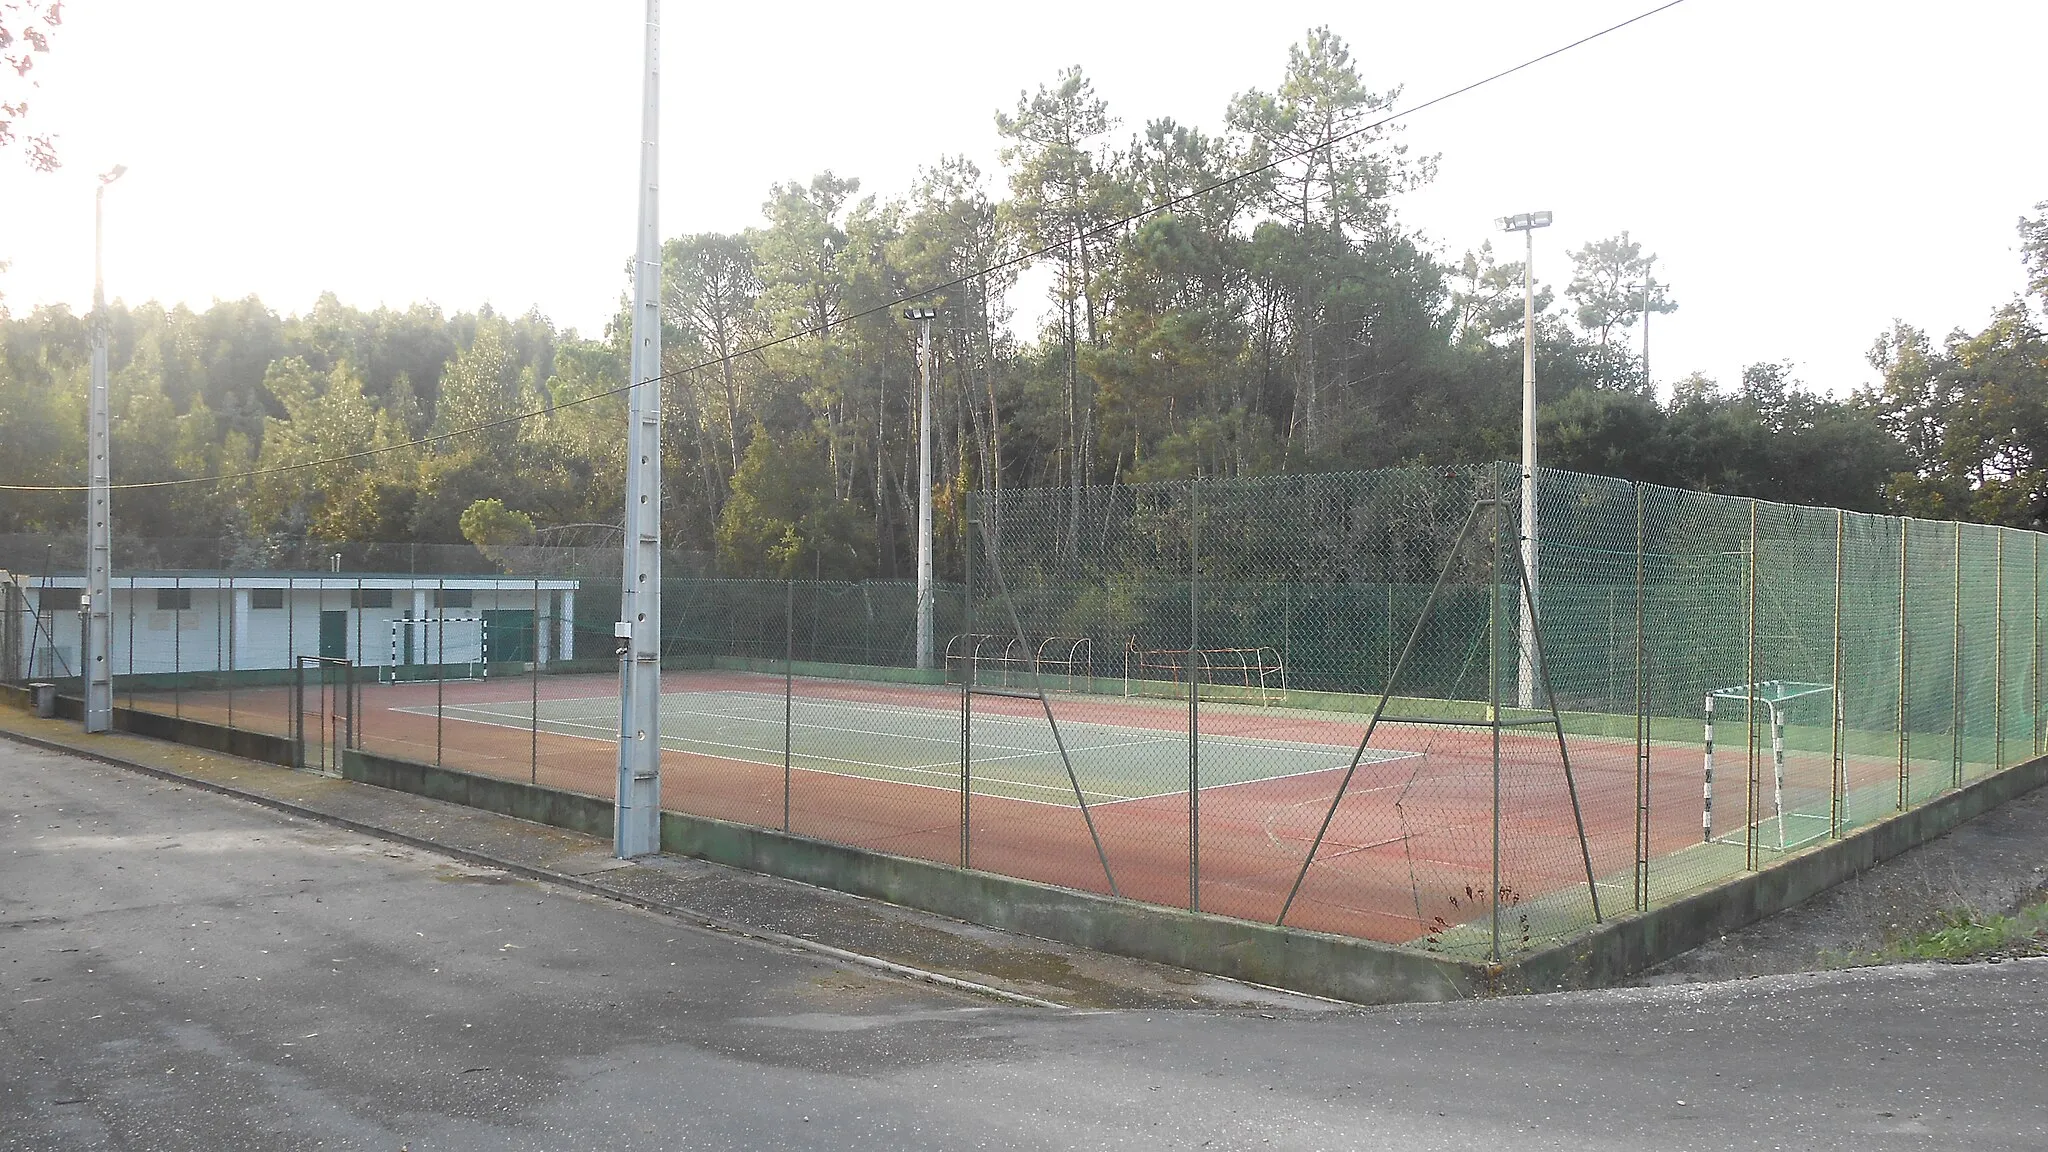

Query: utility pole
[1497,210,1551,711]
[1629,276,1662,388]
[615,0,662,858]
[904,307,937,671]
[85,164,126,734]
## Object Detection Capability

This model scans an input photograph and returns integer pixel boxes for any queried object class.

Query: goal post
[387,615,489,682]
[1703,680,1833,850]
[1124,639,1287,705]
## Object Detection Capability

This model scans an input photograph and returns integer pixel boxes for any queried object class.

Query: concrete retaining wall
[341,749,615,840]
[1505,752,2048,992]
[336,750,1479,1003]
[657,804,1481,1003]
[30,684,2048,1002]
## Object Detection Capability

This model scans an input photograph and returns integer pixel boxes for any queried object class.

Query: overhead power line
[0,0,1690,495]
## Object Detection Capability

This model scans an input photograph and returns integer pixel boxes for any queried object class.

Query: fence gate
[293,655,355,774]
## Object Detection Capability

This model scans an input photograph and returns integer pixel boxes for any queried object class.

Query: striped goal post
[387,615,489,682]
[1703,680,1833,848]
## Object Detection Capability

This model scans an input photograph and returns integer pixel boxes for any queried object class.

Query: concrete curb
[0,724,1070,1012]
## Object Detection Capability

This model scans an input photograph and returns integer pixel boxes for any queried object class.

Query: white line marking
[397,705,1132,803]
[394,693,1424,809]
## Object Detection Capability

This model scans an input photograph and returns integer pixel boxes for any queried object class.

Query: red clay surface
[123,670,1927,946]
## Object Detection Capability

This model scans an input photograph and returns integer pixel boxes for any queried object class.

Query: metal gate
[292,655,355,773]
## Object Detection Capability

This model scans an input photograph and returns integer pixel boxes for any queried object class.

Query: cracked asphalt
[5,740,2046,1150]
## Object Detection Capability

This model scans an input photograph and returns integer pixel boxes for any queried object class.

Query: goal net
[387,616,489,682]
[1703,680,1835,851]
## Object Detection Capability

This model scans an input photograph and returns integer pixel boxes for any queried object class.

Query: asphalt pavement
[5,739,2046,1150]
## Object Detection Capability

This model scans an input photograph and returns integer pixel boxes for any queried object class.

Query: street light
[1627,275,1662,388]
[84,164,127,734]
[1497,209,1551,710]
[903,307,938,671]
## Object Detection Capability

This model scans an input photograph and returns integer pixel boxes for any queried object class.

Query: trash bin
[29,682,56,718]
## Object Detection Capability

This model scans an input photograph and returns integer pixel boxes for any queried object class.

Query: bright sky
[2,0,2043,398]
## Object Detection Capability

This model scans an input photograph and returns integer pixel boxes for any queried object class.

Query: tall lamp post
[84,164,127,734]
[903,307,937,671]
[615,0,662,858]
[1496,209,1551,710]
[1628,275,1661,387]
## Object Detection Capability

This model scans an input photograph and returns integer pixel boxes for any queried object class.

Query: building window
[156,588,193,611]
[250,588,285,610]
[351,588,395,609]
[436,589,474,609]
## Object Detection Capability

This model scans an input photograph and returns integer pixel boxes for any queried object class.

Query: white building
[5,572,580,681]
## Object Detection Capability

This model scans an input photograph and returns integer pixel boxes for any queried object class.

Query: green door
[319,610,348,660]
[483,609,535,664]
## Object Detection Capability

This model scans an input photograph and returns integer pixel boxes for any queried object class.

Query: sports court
[401,685,1419,806]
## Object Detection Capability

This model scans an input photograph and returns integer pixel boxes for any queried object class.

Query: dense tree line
[2,29,2043,578]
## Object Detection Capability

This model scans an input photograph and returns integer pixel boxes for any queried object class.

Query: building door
[482,609,534,664]
[319,610,349,661]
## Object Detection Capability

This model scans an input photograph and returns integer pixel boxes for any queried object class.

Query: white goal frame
[1703,680,1834,850]
[386,615,489,682]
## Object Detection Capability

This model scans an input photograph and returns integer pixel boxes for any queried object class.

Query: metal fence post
[173,574,183,718]
[436,576,445,768]
[1951,522,1964,789]
[125,574,135,711]
[226,574,235,730]
[1995,530,2006,770]
[1187,481,1201,914]
[1896,522,1909,810]
[1633,483,1649,910]
[1489,500,1506,961]
[531,578,542,785]
[1745,500,1760,871]
[784,577,794,833]
[1831,509,1845,835]
[960,494,975,870]
[214,578,224,720]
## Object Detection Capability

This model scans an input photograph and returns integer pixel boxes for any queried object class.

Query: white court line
[670,689,1373,756]
[397,704,1131,804]
[399,695,1422,809]
[1091,749,1423,807]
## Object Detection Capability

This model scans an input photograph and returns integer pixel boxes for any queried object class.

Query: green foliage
[1865,303,2048,525]
[716,426,873,580]
[0,28,2035,566]
[1835,902,2048,966]
[458,498,534,548]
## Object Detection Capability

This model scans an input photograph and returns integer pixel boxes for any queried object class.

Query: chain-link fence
[4,463,2041,962]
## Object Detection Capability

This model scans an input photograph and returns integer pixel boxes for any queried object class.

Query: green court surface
[398,689,1414,806]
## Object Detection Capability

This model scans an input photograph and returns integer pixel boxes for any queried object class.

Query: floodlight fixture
[902,307,937,321]
[101,164,127,185]
[1496,210,1552,232]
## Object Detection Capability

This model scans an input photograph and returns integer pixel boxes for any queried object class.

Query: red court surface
[124,669,1925,947]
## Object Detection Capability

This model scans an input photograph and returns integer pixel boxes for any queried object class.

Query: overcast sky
[2,0,2043,397]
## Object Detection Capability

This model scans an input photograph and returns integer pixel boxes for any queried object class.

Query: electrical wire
[0,0,1690,495]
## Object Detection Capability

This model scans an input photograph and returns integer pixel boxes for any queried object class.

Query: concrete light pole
[1628,276,1661,388]
[1496,210,1551,711]
[904,307,937,671]
[85,164,127,734]
[615,0,662,858]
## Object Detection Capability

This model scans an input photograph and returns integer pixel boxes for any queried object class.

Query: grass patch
[1830,896,2048,967]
